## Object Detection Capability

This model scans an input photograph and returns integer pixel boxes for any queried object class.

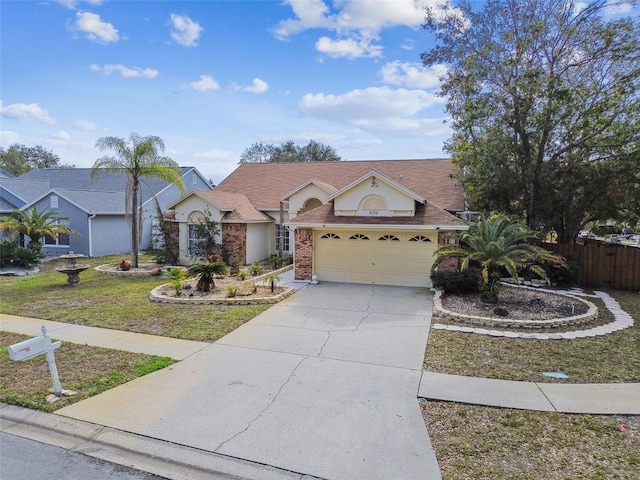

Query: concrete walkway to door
[51,282,441,480]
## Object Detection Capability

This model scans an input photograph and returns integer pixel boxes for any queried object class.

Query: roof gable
[170,189,271,222]
[326,170,424,203]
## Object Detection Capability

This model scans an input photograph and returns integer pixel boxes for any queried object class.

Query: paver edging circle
[432,287,598,329]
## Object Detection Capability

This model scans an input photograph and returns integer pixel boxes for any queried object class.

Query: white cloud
[239,78,269,94]
[170,13,203,47]
[0,130,21,145]
[275,0,458,59]
[56,0,105,10]
[401,38,415,51]
[379,61,447,89]
[188,75,220,92]
[298,86,445,135]
[316,36,383,59]
[70,11,119,43]
[300,86,440,119]
[52,130,71,141]
[74,119,98,131]
[604,2,633,16]
[0,101,56,124]
[90,64,159,78]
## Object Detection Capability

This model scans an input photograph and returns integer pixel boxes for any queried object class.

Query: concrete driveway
[56,282,440,480]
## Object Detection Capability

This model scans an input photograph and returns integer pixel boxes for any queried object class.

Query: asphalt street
[0,431,168,480]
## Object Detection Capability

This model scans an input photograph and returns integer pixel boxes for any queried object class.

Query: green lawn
[0,255,270,341]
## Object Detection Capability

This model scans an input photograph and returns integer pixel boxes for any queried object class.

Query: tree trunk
[131,181,139,268]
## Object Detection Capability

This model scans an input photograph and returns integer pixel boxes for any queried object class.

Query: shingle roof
[19,167,194,203]
[0,178,51,205]
[290,201,465,227]
[196,190,272,222]
[214,159,464,211]
[54,188,126,214]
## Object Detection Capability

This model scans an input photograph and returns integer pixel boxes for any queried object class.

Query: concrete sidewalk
[419,372,640,415]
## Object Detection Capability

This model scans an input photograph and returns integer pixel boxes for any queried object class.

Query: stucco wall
[34,194,90,256]
[90,215,132,257]
[288,184,328,215]
[246,223,270,263]
[333,180,415,216]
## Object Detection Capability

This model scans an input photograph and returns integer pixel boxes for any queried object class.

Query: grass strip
[0,331,176,412]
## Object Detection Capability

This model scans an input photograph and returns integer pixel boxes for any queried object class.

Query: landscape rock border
[148,265,295,306]
[433,285,598,329]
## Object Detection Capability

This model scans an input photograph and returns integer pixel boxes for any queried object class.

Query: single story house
[0,167,211,256]
[169,159,467,288]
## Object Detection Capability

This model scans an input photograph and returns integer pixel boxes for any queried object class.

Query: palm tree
[0,207,80,253]
[432,214,561,302]
[91,133,185,268]
[187,261,228,292]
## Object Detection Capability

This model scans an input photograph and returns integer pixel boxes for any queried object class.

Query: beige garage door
[314,230,437,287]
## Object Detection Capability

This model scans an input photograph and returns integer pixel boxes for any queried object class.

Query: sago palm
[432,214,561,302]
[0,207,80,252]
[91,133,185,268]
[188,261,228,292]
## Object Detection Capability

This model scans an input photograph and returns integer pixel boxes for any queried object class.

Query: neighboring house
[169,159,467,287]
[0,167,211,256]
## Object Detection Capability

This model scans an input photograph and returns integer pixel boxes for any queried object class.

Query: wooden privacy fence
[543,242,640,291]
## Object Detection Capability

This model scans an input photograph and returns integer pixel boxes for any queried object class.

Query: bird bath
[55,252,90,285]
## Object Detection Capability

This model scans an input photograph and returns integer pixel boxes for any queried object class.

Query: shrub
[249,263,263,276]
[187,261,228,292]
[167,268,187,296]
[0,240,17,267]
[544,258,582,286]
[0,240,43,267]
[430,269,481,294]
[236,270,249,281]
[12,246,44,267]
[226,285,238,297]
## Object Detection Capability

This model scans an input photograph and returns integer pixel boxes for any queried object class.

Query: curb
[0,403,323,480]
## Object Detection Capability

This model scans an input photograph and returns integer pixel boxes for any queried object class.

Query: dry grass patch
[0,332,175,412]
[423,401,640,480]
[425,291,640,383]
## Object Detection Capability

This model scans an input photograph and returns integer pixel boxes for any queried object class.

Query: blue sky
[1,1,637,184]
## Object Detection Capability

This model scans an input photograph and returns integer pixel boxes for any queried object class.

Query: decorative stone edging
[148,264,295,306]
[94,263,181,276]
[432,286,598,329]
[432,289,634,340]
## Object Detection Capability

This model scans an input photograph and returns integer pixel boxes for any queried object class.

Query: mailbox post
[8,326,66,399]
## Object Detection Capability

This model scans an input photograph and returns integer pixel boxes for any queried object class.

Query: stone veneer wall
[436,231,459,272]
[222,223,247,265]
[294,228,313,280]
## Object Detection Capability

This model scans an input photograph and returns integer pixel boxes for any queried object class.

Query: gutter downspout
[88,214,96,257]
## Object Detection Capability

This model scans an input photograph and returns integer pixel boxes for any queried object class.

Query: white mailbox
[7,326,68,400]
[8,335,61,361]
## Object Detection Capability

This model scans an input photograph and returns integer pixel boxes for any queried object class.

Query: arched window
[298,197,323,215]
[409,235,432,242]
[378,234,400,241]
[349,234,370,240]
[359,195,386,211]
[187,211,206,256]
[320,233,341,239]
